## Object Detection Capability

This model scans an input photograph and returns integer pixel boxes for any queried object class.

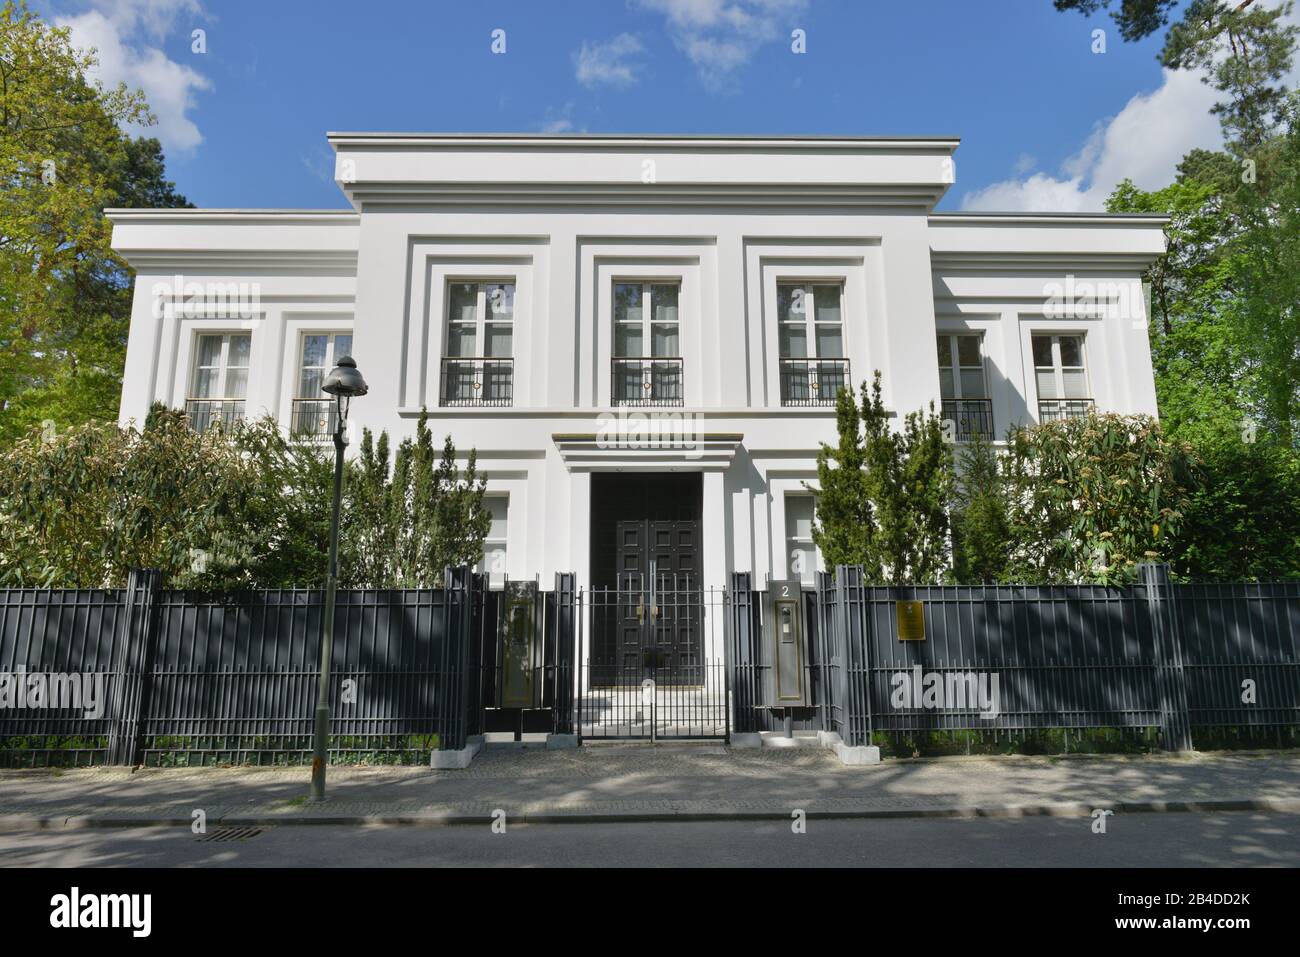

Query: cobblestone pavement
[1,746,1298,827]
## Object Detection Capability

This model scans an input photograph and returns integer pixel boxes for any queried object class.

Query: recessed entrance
[589,472,703,686]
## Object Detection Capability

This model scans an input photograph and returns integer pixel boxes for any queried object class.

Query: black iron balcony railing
[185,398,244,432]
[1039,397,1096,423]
[440,357,514,407]
[779,357,851,407]
[941,397,995,441]
[289,398,338,439]
[611,357,684,407]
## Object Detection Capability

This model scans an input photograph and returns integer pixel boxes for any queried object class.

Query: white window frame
[937,332,988,400]
[784,494,818,585]
[296,332,353,397]
[1032,333,1091,400]
[478,495,509,589]
[445,279,515,359]
[777,282,845,359]
[190,332,251,400]
[613,280,681,358]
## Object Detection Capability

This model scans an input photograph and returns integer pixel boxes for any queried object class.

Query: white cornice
[930,212,1170,226]
[327,132,961,152]
[115,248,358,274]
[105,209,358,225]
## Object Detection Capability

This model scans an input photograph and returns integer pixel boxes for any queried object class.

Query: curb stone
[3,797,1298,831]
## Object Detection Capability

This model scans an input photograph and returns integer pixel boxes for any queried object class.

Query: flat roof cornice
[327,132,961,151]
[105,208,358,224]
[931,211,1171,226]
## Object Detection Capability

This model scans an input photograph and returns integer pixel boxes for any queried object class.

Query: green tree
[809,384,873,569]
[951,432,1012,584]
[811,372,954,585]
[0,2,191,443]
[1002,414,1195,584]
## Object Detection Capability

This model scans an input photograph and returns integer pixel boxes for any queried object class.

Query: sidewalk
[2,747,1299,829]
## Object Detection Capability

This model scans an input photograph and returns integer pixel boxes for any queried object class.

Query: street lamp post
[310,355,368,802]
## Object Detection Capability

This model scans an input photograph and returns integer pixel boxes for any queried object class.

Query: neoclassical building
[111,133,1165,599]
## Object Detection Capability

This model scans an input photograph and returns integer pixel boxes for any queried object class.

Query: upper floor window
[291,333,353,438]
[1033,333,1093,422]
[441,281,514,407]
[937,333,992,440]
[777,283,848,407]
[187,333,249,431]
[612,281,682,406]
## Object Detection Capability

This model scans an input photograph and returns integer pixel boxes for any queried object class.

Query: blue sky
[42,0,1288,211]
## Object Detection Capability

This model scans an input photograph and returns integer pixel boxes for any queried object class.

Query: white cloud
[574,33,645,88]
[961,68,1221,211]
[55,0,211,153]
[535,102,585,134]
[635,0,808,90]
[961,1,1300,212]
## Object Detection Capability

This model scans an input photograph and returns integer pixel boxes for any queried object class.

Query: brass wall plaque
[896,600,926,641]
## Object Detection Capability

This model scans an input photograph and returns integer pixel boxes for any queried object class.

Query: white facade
[110,133,1166,595]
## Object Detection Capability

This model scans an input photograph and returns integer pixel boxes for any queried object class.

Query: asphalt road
[2,811,1298,867]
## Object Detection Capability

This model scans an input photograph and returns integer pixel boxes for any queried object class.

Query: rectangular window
[1033,333,1093,421]
[441,281,515,406]
[187,333,250,430]
[777,282,848,406]
[785,496,817,585]
[937,333,993,440]
[478,496,509,588]
[291,332,353,438]
[612,281,682,406]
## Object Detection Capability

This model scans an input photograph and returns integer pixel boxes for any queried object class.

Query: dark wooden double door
[591,473,703,686]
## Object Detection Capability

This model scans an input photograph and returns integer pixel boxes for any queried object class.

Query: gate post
[1142,563,1192,751]
[433,565,476,766]
[553,572,577,736]
[728,572,757,736]
[107,568,162,766]
[835,565,873,748]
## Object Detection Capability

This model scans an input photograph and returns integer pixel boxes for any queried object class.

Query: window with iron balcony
[187,332,249,431]
[937,333,993,440]
[440,281,515,407]
[777,283,848,407]
[611,281,683,407]
[1033,333,1094,422]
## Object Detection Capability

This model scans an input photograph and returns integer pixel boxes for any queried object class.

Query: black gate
[578,565,730,741]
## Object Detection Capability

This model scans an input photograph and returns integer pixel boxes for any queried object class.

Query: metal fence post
[834,565,872,747]
[1142,563,1193,751]
[107,568,161,766]
[439,565,473,752]
[553,572,576,735]
[728,572,754,733]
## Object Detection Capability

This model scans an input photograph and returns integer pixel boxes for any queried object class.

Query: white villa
[110,133,1166,599]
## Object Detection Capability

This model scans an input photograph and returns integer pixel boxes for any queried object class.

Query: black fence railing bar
[611,357,684,407]
[1038,397,1095,422]
[185,398,244,431]
[440,357,514,407]
[779,357,850,407]
[289,398,338,439]
[940,397,995,441]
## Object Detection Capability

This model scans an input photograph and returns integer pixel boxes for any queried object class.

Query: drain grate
[196,826,264,843]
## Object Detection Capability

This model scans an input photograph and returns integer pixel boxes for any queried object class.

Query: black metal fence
[5,564,1297,765]
[730,565,1300,752]
[1,569,491,767]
